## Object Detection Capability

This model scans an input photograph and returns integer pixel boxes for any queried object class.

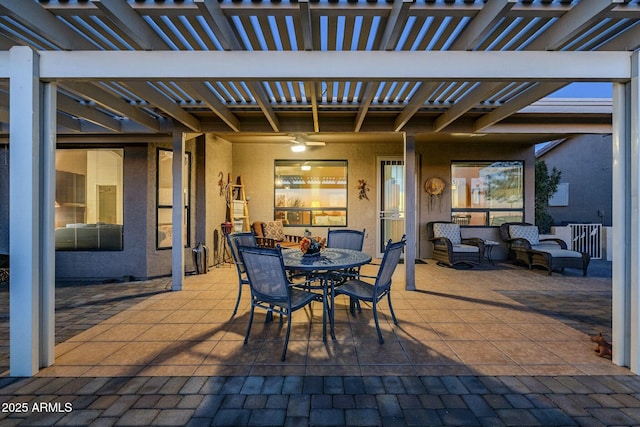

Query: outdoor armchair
[333,236,406,344]
[251,220,302,249]
[426,221,485,268]
[499,222,590,276]
[238,245,323,361]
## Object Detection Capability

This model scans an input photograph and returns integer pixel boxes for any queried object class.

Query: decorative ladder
[228,176,251,232]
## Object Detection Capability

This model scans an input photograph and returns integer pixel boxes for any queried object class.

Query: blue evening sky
[549,82,613,98]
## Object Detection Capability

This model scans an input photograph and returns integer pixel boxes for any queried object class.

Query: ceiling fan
[288,134,326,152]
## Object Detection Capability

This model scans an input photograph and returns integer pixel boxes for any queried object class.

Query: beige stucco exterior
[230,137,535,261]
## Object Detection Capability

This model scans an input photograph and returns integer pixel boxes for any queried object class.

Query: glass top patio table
[281,247,372,271]
[282,248,372,341]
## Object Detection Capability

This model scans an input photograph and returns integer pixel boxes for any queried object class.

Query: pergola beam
[57,93,122,132]
[449,0,516,51]
[439,0,620,130]
[474,82,568,132]
[36,51,631,81]
[433,82,505,132]
[378,0,413,50]
[56,113,81,132]
[91,0,169,50]
[599,24,640,51]
[182,81,240,132]
[123,81,201,132]
[63,82,161,132]
[194,0,242,51]
[304,81,320,133]
[248,81,280,133]
[299,0,314,51]
[0,0,95,50]
[394,82,439,132]
[526,0,622,51]
[354,82,377,132]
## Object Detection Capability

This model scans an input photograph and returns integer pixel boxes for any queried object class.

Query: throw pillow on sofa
[264,220,286,242]
[509,225,540,245]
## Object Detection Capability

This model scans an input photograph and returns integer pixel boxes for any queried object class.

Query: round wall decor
[424,177,446,195]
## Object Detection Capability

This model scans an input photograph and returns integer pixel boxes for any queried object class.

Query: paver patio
[1,259,638,426]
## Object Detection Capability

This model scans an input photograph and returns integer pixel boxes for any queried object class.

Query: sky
[548,82,613,98]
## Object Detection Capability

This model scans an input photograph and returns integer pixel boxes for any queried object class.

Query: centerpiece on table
[300,230,326,256]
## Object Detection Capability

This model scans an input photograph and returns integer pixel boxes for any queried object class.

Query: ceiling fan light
[291,144,306,152]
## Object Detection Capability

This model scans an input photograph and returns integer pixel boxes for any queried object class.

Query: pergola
[0,0,639,377]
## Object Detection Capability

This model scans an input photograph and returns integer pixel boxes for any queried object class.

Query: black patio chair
[227,231,258,316]
[327,228,366,251]
[238,245,323,361]
[333,235,406,344]
[326,228,367,310]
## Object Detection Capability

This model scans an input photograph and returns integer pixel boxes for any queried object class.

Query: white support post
[630,52,640,373]
[612,81,632,369]
[172,131,185,291]
[404,133,416,291]
[40,82,56,368]
[9,46,42,376]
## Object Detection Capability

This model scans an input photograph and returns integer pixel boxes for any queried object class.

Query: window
[274,160,347,227]
[549,182,569,206]
[157,149,191,249]
[451,161,524,226]
[55,149,123,251]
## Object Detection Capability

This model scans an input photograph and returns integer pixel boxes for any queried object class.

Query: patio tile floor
[2,259,639,426]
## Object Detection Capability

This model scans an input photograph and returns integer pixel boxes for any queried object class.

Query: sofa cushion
[452,244,479,253]
[264,220,286,241]
[532,245,582,258]
[509,225,540,245]
[432,223,461,245]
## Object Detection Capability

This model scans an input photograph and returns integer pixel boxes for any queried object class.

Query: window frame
[156,148,191,250]
[450,160,525,227]
[274,159,348,228]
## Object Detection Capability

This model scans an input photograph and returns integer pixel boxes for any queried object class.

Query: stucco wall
[205,135,232,267]
[231,139,404,256]
[541,134,612,227]
[418,141,535,260]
